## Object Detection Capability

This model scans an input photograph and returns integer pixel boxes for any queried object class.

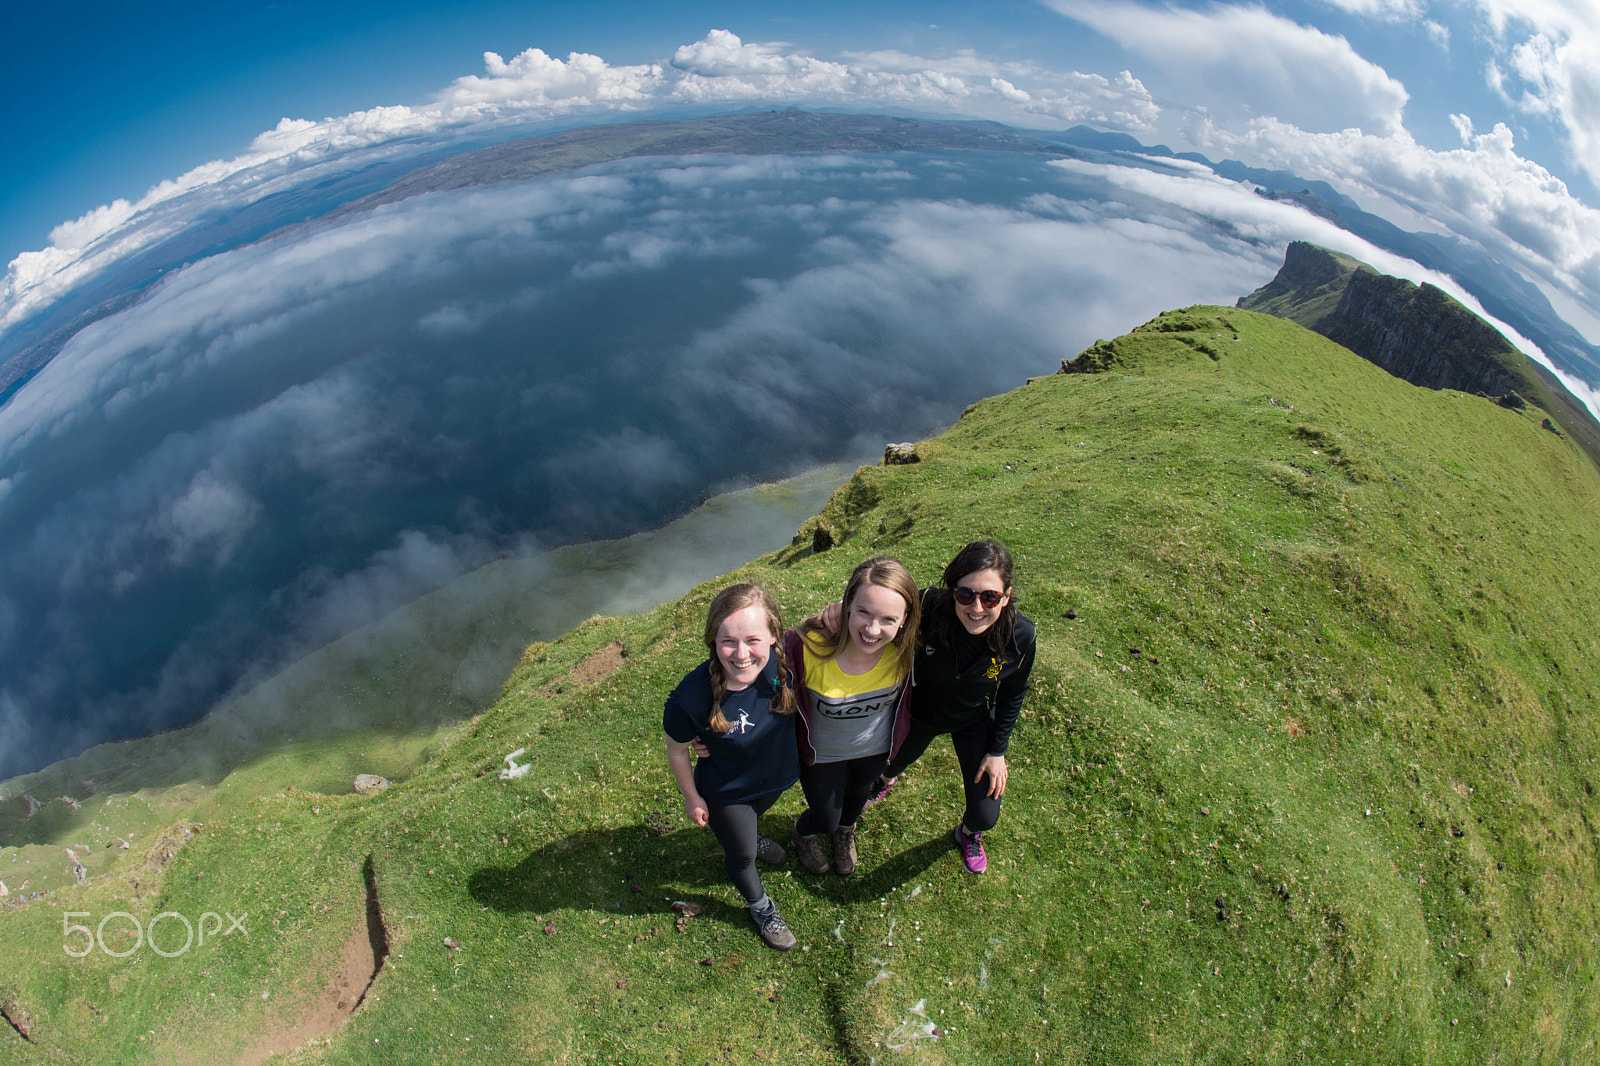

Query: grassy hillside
[3,307,1599,1064]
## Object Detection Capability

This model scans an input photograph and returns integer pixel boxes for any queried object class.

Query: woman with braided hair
[663,583,802,950]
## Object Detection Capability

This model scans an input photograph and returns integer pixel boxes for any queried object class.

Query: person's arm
[664,735,709,826]
[979,624,1043,781]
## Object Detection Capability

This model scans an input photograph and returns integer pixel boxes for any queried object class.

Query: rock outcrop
[1240,242,1600,469]
[1240,241,1525,399]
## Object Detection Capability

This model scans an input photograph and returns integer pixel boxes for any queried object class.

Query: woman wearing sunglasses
[863,539,1035,874]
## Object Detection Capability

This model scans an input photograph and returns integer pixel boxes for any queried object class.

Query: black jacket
[912,588,1036,757]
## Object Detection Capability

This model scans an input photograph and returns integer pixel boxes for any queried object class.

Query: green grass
[3,307,1598,1063]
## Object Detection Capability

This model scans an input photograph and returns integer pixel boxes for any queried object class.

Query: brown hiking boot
[832,825,858,875]
[750,901,797,951]
[792,821,830,874]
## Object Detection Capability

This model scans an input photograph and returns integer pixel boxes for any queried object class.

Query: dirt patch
[1,997,35,1043]
[566,641,627,687]
[230,857,389,1065]
[1283,717,1307,738]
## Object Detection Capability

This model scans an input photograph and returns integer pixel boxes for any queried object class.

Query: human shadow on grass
[786,832,954,903]
[469,821,780,933]
[469,821,955,932]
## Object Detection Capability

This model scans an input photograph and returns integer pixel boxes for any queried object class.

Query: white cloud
[1315,0,1427,21]
[2,31,1161,338]
[162,468,263,567]
[1041,1,1409,136]
[1469,0,1600,191]
[1183,114,1600,314]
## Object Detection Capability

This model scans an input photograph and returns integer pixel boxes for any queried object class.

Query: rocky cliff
[1241,241,1600,467]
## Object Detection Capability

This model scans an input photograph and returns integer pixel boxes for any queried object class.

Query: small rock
[353,774,390,796]
[1201,806,1211,817]
[443,937,462,950]
[883,443,921,465]
[671,901,703,917]
[1065,608,1078,620]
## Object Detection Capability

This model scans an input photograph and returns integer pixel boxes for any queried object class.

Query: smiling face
[952,567,1011,636]
[846,581,909,660]
[714,603,776,691]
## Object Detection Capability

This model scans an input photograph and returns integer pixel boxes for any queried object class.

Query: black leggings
[706,788,786,905]
[885,715,1002,833]
[794,752,890,838]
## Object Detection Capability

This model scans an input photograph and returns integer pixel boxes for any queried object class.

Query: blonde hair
[702,583,796,733]
[797,556,920,680]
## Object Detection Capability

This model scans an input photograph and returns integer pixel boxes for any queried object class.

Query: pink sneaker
[953,824,987,874]
[863,775,898,808]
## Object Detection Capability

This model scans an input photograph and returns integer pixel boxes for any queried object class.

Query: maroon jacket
[784,628,914,767]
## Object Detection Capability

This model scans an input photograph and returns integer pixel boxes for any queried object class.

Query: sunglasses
[952,586,1006,609]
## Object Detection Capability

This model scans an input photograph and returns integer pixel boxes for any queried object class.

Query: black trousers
[705,787,786,904]
[794,752,890,838]
[885,714,1002,832]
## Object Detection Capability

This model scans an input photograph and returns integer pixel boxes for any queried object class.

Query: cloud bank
[3,143,1438,777]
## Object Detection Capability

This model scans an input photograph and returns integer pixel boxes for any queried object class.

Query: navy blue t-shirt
[663,658,800,805]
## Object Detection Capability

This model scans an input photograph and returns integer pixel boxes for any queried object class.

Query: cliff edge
[1240,241,1600,469]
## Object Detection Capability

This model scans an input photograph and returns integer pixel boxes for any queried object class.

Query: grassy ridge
[3,307,1598,1063]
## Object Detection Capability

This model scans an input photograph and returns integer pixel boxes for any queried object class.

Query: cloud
[1040,0,1409,136]
[1314,0,1428,22]
[1,30,1161,338]
[161,468,263,567]
[1183,113,1600,315]
[1468,0,1600,191]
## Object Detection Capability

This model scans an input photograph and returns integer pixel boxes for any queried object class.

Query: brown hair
[702,583,795,733]
[798,556,920,680]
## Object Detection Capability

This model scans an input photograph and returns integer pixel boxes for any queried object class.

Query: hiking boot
[750,901,797,951]
[792,821,830,874]
[953,824,987,874]
[755,835,787,865]
[863,774,899,809]
[832,825,858,875]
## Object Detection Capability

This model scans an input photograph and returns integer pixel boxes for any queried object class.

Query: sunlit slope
[3,306,1598,1064]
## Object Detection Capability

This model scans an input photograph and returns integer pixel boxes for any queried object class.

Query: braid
[705,657,733,734]
[769,644,796,716]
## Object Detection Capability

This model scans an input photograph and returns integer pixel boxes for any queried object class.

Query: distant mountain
[1240,241,1600,470]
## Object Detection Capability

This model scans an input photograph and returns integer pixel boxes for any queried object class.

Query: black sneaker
[755,835,787,865]
[750,902,797,950]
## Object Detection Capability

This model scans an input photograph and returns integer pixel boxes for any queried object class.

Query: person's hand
[819,600,842,635]
[683,794,709,827]
[975,754,1008,798]
[691,738,710,759]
